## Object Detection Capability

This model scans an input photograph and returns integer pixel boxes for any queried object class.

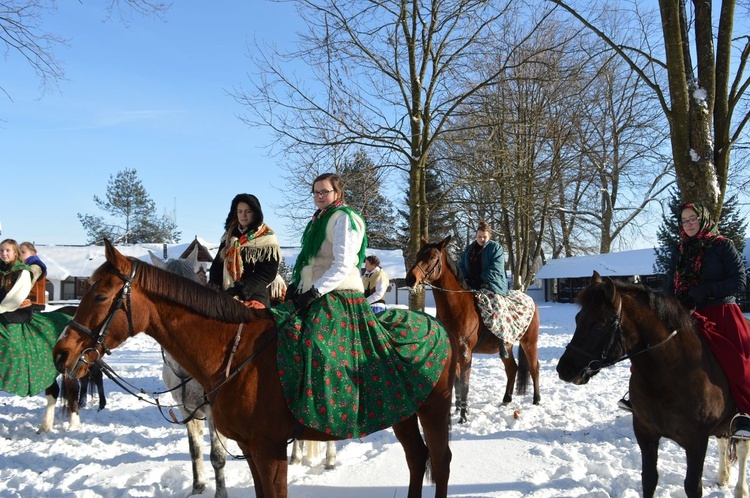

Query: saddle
[474,289,535,344]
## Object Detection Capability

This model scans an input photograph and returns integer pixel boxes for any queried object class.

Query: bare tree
[235,0,554,309]
[549,0,750,219]
[1,0,170,98]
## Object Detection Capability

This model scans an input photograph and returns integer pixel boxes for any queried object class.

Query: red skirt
[694,303,750,413]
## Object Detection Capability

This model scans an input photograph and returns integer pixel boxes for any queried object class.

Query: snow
[0,302,745,497]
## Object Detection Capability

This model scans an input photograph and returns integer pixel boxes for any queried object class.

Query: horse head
[54,240,149,379]
[404,236,452,289]
[556,271,628,385]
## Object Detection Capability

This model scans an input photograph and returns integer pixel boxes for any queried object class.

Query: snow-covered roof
[35,241,406,280]
[534,238,750,280]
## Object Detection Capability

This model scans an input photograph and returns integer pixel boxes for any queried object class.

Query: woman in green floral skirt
[271,173,450,439]
[0,239,70,397]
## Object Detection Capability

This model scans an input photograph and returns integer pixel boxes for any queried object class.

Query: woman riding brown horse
[53,240,455,498]
[557,271,749,498]
[405,236,541,424]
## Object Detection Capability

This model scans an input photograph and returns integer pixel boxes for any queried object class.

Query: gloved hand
[293,287,321,310]
[687,285,710,307]
[285,283,298,302]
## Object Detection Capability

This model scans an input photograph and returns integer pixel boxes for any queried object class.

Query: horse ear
[421,236,429,245]
[186,247,200,267]
[148,250,167,269]
[438,235,452,249]
[104,239,130,274]
[591,271,602,283]
[603,276,618,305]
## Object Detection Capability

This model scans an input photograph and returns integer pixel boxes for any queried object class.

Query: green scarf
[291,203,368,286]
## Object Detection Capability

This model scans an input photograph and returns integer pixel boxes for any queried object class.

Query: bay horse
[556,271,749,498]
[53,240,455,498]
[404,236,541,423]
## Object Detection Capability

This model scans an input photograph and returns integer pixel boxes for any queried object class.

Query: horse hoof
[533,396,541,405]
[502,396,512,404]
[189,482,206,495]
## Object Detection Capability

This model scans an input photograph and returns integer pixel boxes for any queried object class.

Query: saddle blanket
[475,289,535,344]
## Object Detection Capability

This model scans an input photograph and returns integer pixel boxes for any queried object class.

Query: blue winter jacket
[458,240,508,296]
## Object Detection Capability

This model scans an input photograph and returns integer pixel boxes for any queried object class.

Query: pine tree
[339,151,400,249]
[78,169,181,244]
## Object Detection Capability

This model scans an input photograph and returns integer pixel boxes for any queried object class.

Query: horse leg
[392,415,429,498]
[207,410,228,498]
[324,441,337,470]
[91,364,106,411]
[289,440,304,465]
[62,375,81,430]
[633,422,660,498]
[418,408,452,498]
[239,440,288,498]
[735,439,750,498]
[500,350,518,405]
[78,372,89,408]
[683,436,709,498]
[718,437,730,487]
[520,313,541,405]
[184,416,207,495]
[38,379,59,434]
[456,357,472,423]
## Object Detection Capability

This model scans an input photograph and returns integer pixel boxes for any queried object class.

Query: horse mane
[443,249,473,291]
[577,278,696,334]
[92,258,267,324]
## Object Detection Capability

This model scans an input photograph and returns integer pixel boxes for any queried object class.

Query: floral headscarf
[673,203,725,299]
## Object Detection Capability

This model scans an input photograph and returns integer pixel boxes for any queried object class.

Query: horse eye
[94,295,108,303]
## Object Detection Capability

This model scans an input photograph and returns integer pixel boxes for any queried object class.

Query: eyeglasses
[313,189,334,197]
[681,216,699,226]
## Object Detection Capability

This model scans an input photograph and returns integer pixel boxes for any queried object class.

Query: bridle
[565,296,679,378]
[66,261,139,366]
[414,251,443,284]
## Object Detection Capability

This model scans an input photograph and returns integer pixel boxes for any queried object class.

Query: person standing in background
[362,255,389,313]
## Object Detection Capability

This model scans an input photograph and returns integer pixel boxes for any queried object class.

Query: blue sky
[2,1,305,246]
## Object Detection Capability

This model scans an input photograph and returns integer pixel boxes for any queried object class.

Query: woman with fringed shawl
[674,202,750,437]
[270,173,450,439]
[208,193,280,307]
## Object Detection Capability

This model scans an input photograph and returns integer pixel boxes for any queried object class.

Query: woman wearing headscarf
[673,203,750,437]
[208,193,280,307]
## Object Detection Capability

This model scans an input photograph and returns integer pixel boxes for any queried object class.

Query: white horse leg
[719,437,731,487]
[37,393,56,434]
[290,440,304,465]
[735,439,750,498]
[207,410,227,498]
[185,416,207,495]
[324,441,337,470]
[68,410,81,431]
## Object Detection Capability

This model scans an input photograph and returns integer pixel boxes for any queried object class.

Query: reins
[568,297,680,376]
[66,260,296,426]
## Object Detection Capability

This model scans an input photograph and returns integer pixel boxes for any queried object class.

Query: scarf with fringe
[222,223,280,290]
[291,202,367,286]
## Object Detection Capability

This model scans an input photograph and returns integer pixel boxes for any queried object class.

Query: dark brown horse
[556,271,749,498]
[404,236,541,423]
[52,240,455,498]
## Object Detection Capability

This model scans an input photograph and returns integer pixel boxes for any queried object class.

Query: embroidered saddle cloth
[475,289,535,344]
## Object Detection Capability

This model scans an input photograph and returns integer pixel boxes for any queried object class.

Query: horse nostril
[53,352,69,374]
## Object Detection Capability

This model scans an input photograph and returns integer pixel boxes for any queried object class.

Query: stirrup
[730,413,750,440]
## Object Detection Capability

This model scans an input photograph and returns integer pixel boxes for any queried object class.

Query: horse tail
[515,345,531,396]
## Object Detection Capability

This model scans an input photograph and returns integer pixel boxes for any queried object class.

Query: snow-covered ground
[0,302,744,497]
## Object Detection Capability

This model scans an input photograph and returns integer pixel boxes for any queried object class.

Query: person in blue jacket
[459,220,508,296]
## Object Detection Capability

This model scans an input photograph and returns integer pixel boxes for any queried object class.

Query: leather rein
[564,297,679,378]
[64,259,276,425]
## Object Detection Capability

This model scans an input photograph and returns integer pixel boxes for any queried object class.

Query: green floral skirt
[0,311,71,397]
[270,291,449,439]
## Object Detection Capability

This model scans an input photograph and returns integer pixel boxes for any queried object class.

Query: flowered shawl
[291,201,367,287]
[222,223,280,290]
[673,203,725,301]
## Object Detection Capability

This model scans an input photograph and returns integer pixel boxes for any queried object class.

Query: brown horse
[556,271,749,498]
[52,240,455,498]
[404,236,541,423]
